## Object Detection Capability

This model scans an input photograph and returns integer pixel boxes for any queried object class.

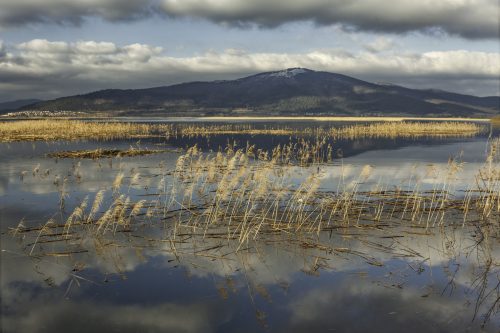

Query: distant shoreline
[182,116,492,122]
[0,115,494,123]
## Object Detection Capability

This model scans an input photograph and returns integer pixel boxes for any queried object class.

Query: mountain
[18,68,499,117]
[0,99,42,113]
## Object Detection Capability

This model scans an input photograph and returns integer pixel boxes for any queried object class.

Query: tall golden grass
[0,120,154,142]
[171,121,483,139]
[328,121,482,139]
[12,137,499,243]
[0,119,484,142]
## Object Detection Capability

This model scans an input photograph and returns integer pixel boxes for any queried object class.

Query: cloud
[0,0,155,27]
[285,280,488,332]
[0,1,498,39]
[1,294,229,333]
[159,0,499,39]
[0,40,6,58]
[363,37,396,53]
[0,38,499,102]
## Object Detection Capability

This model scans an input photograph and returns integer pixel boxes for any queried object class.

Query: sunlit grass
[0,119,485,142]
[174,121,483,139]
[0,119,155,142]
[328,121,482,139]
[13,137,500,243]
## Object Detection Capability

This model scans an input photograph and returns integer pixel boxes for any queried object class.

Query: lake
[1,119,499,333]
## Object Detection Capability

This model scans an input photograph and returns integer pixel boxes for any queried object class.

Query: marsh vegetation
[0,119,154,142]
[0,119,485,142]
[1,118,499,332]
[492,116,500,126]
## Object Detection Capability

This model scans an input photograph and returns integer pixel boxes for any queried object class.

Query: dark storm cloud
[160,0,499,39]
[0,1,155,27]
[0,1,498,40]
[0,41,6,59]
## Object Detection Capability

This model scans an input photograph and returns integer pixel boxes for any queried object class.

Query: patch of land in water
[47,148,173,159]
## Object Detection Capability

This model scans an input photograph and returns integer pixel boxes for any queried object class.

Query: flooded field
[1,119,499,333]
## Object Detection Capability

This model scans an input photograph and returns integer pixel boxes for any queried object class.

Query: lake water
[1,120,499,333]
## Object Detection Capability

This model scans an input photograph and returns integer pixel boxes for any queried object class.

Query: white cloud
[0,39,499,101]
[74,41,119,54]
[18,39,70,53]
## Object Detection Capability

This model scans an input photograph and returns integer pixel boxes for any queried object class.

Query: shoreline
[181,116,492,122]
[0,116,493,123]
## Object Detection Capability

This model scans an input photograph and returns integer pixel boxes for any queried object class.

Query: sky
[0,0,499,103]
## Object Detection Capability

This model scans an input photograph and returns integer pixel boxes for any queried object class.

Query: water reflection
[1,122,499,333]
[2,212,498,332]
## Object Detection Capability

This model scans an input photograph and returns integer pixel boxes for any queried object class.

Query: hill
[0,99,42,113]
[18,68,500,117]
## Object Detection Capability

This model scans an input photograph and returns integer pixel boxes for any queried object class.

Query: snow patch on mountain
[267,68,310,78]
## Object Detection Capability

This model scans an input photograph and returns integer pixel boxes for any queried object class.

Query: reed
[14,136,499,241]
[172,121,483,139]
[7,137,500,326]
[328,121,482,139]
[0,119,484,142]
[492,116,500,126]
[0,119,155,142]
[28,138,493,245]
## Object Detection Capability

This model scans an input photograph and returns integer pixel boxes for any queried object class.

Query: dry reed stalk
[10,138,500,254]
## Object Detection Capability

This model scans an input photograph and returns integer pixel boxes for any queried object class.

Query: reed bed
[169,121,483,139]
[12,137,500,248]
[0,119,484,142]
[0,119,155,142]
[328,121,482,139]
